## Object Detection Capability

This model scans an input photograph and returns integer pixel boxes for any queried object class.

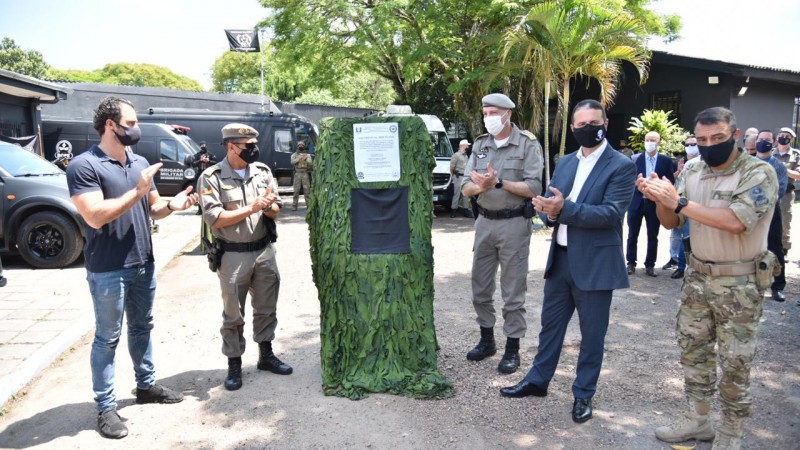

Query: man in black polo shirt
[66,96,199,439]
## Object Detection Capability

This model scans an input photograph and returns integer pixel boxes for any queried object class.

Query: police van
[376,105,454,209]
[41,119,200,196]
[138,108,318,188]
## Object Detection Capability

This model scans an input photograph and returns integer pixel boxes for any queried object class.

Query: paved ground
[0,202,797,449]
[0,210,200,407]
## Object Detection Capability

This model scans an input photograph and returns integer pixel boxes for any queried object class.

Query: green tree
[0,37,50,78]
[48,63,203,90]
[210,49,304,100]
[501,0,651,163]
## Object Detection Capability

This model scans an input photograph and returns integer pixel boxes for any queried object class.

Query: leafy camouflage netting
[307,116,453,400]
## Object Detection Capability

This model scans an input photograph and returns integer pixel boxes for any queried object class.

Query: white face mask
[685,145,699,156]
[483,112,509,136]
[644,141,657,153]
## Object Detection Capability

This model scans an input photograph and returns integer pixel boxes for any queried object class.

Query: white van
[379,105,454,209]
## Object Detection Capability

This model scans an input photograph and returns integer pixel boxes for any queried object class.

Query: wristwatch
[674,197,688,214]
[495,178,504,189]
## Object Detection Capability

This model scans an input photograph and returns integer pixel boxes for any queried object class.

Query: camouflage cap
[221,123,259,140]
[481,93,515,109]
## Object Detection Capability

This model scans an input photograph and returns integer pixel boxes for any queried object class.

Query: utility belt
[295,168,310,173]
[688,254,755,276]
[477,205,526,220]
[454,172,464,177]
[218,236,270,253]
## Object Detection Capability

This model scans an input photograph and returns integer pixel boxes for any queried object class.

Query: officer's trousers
[779,189,794,251]
[471,215,531,338]
[450,175,469,210]
[677,269,763,418]
[217,244,280,358]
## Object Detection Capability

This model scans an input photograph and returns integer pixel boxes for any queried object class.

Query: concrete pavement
[0,210,201,408]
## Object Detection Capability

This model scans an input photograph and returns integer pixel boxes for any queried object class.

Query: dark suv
[0,142,84,268]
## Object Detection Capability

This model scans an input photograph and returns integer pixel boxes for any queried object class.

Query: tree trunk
[559,79,571,158]
[543,81,551,188]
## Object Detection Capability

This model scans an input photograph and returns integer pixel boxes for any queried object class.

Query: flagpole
[258,28,265,113]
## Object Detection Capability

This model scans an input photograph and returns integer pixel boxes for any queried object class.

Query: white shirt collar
[578,140,608,162]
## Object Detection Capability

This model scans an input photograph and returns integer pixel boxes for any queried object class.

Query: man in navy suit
[626,131,675,276]
[499,99,636,423]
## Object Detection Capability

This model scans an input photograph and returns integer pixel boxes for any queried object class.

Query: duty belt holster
[477,205,526,220]
[688,254,756,277]
[201,237,224,272]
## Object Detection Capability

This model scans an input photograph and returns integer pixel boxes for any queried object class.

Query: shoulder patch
[748,185,769,206]
[520,130,537,140]
[201,165,221,177]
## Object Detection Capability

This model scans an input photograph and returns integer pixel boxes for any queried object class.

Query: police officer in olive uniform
[640,108,778,449]
[198,123,293,391]
[460,93,544,374]
[773,127,800,254]
[290,141,313,210]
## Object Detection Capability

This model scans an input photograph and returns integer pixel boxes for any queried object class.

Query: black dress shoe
[670,268,685,279]
[645,267,657,277]
[572,397,593,423]
[627,264,635,275]
[497,351,520,374]
[772,290,786,302]
[661,258,678,270]
[500,380,547,398]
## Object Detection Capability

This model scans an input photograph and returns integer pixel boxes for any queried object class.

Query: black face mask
[235,143,260,164]
[777,136,791,146]
[114,123,141,146]
[698,136,736,167]
[572,123,607,148]
[756,141,773,154]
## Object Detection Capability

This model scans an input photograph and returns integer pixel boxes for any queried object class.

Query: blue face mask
[756,141,773,154]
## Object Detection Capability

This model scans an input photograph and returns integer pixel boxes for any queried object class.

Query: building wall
[40,83,279,121]
[729,78,799,132]
[0,93,32,137]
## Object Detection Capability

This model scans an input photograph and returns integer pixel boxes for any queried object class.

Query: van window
[274,128,293,153]
[160,140,178,161]
[295,124,316,154]
[430,132,454,158]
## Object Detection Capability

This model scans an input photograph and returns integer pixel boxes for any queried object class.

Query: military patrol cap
[779,127,796,138]
[221,123,259,140]
[482,93,515,109]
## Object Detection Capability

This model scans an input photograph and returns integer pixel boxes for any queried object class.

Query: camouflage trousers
[293,171,311,207]
[677,268,764,418]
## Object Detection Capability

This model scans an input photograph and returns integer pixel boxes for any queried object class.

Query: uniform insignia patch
[748,186,768,206]
[477,153,487,159]
[201,186,212,196]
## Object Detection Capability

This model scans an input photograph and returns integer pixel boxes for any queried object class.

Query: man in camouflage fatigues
[638,107,778,450]
[290,141,313,210]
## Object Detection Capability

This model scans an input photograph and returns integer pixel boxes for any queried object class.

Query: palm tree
[503,0,650,167]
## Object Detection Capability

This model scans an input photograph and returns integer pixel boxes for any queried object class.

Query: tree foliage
[627,109,688,156]
[259,0,678,138]
[48,63,204,90]
[0,37,50,78]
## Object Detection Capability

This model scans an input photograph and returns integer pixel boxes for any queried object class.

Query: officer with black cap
[460,93,544,374]
[191,141,216,214]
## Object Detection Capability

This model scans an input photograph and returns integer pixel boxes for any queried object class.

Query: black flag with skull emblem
[224,30,260,52]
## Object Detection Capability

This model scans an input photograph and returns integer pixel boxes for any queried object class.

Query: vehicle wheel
[17,211,83,269]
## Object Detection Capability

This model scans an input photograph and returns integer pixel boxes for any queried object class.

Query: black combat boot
[467,326,497,361]
[256,341,293,375]
[498,337,521,374]
[224,357,243,391]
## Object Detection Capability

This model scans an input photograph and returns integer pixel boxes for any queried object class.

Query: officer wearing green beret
[460,93,544,374]
[198,123,293,391]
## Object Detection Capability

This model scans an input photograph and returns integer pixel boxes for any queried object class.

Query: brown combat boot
[655,401,715,443]
[712,414,744,450]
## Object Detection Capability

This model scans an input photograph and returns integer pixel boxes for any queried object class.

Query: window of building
[649,91,681,121]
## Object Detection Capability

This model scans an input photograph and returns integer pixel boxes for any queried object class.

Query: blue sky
[1,0,799,90]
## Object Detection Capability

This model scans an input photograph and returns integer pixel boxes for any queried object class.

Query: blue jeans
[677,221,690,270]
[88,262,156,413]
